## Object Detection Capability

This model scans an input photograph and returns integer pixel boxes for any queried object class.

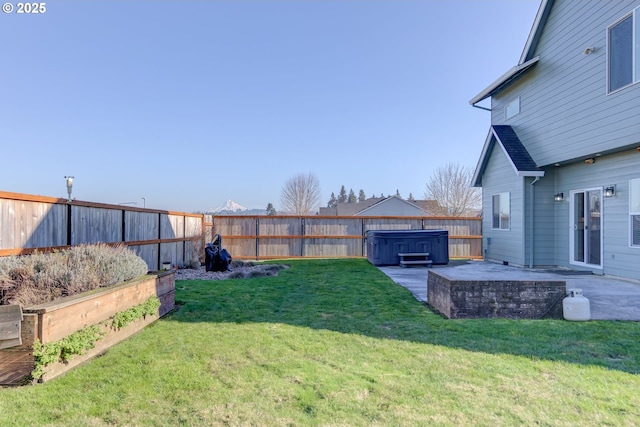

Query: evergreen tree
[358,189,366,202]
[266,203,277,215]
[408,193,415,202]
[327,192,337,208]
[338,185,347,203]
[348,189,357,203]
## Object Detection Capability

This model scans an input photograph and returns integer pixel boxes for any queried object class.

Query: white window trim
[505,97,520,120]
[491,192,510,231]
[569,188,604,269]
[607,7,640,94]
[630,178,640,248]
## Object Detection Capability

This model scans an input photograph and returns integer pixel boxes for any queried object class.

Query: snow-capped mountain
[210,199,247,213]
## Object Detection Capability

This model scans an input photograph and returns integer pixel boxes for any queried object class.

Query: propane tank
[562,288,591,321]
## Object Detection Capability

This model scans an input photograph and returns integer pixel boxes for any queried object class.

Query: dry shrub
[0,244,148,307]
[225,264,287,279]
[186,233,206,268]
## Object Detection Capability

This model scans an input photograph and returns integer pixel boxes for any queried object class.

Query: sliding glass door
[570,189,602,267]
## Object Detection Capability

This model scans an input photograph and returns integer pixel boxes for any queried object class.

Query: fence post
[255,216,260,261]
[121,210,126,243]
[66,203,72,246]
[301,217,305,257]
[361,218,365,256]
[157,213,162,270]
[182,215,186,264]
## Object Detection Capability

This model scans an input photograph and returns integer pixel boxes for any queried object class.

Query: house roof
[413,199,440,215]
[318,196,438,216]
[318,197,384,216]
[472,125,544,187]
[355,195,427,216]
[469,0,553,106]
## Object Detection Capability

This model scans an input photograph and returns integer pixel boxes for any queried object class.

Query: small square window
[505,98,520,120]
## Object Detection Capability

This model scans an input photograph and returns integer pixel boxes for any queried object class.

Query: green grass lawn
[1,258,639,426]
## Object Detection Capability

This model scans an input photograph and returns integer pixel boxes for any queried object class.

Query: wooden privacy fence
[0,191,204,271]
[0,191,482,266]
[206,215,482,260]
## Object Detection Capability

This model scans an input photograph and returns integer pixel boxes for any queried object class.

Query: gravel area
[174,262,288,281]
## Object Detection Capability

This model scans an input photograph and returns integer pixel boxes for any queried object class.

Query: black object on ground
[205,234,233,272]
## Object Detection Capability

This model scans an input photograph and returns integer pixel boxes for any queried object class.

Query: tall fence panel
[0,195,68,249]
[72,206,122,244]
[206,215,482,260]
[0,191,205,271]
[1,191,481,267]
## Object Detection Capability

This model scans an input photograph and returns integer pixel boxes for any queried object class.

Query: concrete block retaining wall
[427,271,566,319]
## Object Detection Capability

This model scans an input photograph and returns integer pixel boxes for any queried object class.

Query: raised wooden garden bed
[0,270,175,385]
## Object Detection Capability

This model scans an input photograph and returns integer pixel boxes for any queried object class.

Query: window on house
[505,98,520,120]
[492,192,510,230]
[608,8,640,92]
[630,178,640,247]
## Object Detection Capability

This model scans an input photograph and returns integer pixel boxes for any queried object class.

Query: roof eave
[469,56,540,106]
[520,0,554,63]
[473,126,545,187]
[516,171,545,177]
[472,129,495,187]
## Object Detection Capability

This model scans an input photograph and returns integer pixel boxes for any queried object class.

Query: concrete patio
[379,260,640,321]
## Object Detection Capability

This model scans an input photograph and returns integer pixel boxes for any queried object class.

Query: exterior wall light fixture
[604,185,616,198]
[554,193,564,202]
[584,158,595,164]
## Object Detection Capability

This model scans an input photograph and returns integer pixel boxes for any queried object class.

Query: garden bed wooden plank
[24,274,169,343]
[0,305,23,349]
[0,271,175,385]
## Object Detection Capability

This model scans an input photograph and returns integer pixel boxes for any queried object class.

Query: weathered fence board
[0,191,205,270]
[0,199,67,249]
[72,206,122,244]
[1,191,482,266]
[258,237,302,258]
[259,216,302,236]
[363,217,421,231]
[125,211,159,242]
[206,215,482,260]
[305,217,363,237]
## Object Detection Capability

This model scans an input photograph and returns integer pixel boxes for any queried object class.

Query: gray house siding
[473,0,640,281]
[528,172,557,267]
[492,0,640,167]
[482,145,526,266]
[553,148,640,277]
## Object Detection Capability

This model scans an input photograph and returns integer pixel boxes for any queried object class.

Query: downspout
[529,176,541,268]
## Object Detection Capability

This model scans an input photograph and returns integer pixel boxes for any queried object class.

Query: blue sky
[1,0,540,213]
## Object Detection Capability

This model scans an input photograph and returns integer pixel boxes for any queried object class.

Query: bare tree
[280,173,321,215]
[425,163,481,216]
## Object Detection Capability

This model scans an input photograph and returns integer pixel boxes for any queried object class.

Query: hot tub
[365,229,449,266]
